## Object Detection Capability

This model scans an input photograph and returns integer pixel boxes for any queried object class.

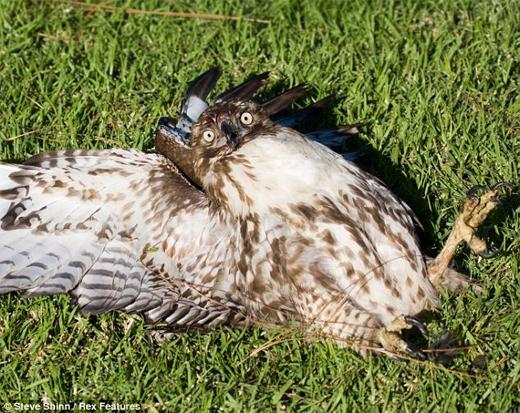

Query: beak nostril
[220,121,235,136]
[158,117,176,128]
[221,121,239,148]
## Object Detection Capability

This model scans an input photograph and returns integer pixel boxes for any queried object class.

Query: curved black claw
[425,330,460,363]
[478,247,501,259]
[404,316,428,335]
[467,184,486,198]
[491,181,513,193]
[405,346,426,360]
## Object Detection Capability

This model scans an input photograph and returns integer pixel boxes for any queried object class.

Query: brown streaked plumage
[0,70,507,360]
[155,67,361,188]
[171,96,506,357]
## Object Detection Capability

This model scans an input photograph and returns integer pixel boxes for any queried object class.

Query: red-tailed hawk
[0,70,507,359]
[155,67,362,187]
[155,70,508,357]
[0,75,362,332]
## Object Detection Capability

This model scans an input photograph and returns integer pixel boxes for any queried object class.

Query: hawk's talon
[467,184,486,199]
[405,346,426,361]
[428,182,507,286]
[491,181,512,193]
[404,315,428,335]
[378,315,428,359]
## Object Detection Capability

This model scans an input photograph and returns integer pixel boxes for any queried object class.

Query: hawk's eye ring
[240,111,253,126]
[202,130,215,142]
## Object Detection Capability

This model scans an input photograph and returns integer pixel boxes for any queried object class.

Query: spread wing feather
[261,85,308,115]
[0,149,238,328]
[176,67,222,140]
[274,96,334,129]
[215,72,269,103]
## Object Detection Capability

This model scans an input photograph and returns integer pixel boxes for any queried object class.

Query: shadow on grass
[1,156,26,164]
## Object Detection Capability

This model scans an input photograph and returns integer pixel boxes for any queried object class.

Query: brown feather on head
[190,100,274,180]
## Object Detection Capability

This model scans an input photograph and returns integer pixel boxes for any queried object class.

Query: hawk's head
[190,99,338,218]
[191,100,273,160]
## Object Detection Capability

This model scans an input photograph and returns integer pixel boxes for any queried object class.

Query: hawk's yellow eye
[240,111,253,126]
[202,130,215,142]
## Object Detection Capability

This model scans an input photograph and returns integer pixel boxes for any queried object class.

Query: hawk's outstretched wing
[0,149,241,328]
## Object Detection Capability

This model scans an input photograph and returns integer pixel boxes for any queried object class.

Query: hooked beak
[155,117,190,146]
[221,121,239,148]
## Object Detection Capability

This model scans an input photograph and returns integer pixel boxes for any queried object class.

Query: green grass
[0,0,519,411]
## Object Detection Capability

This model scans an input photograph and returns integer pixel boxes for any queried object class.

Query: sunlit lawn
[0,0,518,411]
